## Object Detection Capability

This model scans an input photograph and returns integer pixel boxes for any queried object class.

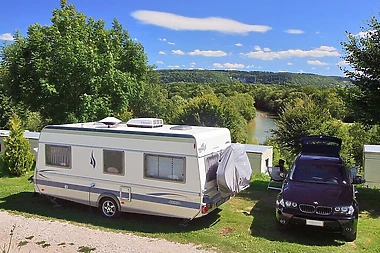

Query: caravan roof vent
[170,125,192,130]
[126,118,163,128]
[98,117,122,127]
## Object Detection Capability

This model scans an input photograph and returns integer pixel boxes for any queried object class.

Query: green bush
[3,113,34,177]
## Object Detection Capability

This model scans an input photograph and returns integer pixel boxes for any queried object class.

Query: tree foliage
[174,94,248,143]
[1,1,152,124]
[157,69,349,87]
[341,14,380,124]
[272,97,333,156]
[3,113,34,177]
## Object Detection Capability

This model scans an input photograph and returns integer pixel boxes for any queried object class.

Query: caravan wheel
[100,198,119,218]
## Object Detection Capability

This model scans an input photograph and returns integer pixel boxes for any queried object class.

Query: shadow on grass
[248,194,345,246]
[0,192,222,234]
[355,186,380,219]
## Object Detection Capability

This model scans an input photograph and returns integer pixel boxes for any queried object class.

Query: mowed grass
[0,172,380,253]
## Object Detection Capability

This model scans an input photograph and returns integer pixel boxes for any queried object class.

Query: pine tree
[3,113,34,177]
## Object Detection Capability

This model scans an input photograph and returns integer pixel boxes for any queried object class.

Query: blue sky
[1,0,379,76]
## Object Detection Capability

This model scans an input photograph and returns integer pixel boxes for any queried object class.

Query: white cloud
[326,67,330,70]
[159,38,167,41]
[172,49,185,55]
[254,46,261,51]
[213,63,223,68]
[287,62,293,66]
[155,60,164,64]
[307,60,329,66]
[213,62,245,69]
[299,70,305,73]
[311,67,316,70]
[318,46,336,51]
[0,33,14,41]
[336,60,350,66]
[168,41,175,45]
[285,29,305,34]
[278,70,288,73]
[246,65,254,69]
[190,62,196,67]
[131,10,272,34]
[168,65,180,68]
[159,51,167,55]
[242,46,340,60]
[235,43,243,47]
[355,30,375,37]
[188,49,227,57]
[263,47,271,52]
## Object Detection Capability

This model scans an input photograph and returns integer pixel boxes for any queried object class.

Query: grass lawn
[0,172,380,253]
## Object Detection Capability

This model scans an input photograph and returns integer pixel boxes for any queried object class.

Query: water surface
[249,110,278,144]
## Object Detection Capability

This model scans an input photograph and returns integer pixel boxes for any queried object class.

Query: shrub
[3,113,34,177]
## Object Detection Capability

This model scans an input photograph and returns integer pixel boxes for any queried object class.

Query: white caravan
[34,117,252,220]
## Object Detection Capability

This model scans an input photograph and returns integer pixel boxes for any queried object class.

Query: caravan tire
[100,198,119,218]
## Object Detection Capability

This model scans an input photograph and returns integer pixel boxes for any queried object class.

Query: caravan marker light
[201,205,209,214]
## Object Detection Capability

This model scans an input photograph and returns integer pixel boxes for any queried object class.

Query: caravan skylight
[98,117,122,127]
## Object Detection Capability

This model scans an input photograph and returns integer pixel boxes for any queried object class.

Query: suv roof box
[301,135,341,156]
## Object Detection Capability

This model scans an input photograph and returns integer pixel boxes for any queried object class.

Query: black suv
[275,136,365,241]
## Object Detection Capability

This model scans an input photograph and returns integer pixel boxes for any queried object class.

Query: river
[248,110,278,144]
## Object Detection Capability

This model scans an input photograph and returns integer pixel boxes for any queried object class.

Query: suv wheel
[276,220,288,232]
[344,232,357,242]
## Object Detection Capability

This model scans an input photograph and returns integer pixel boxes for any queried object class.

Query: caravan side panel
[34,129,204,219]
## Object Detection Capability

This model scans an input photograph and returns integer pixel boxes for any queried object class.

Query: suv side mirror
[352,176,366,184]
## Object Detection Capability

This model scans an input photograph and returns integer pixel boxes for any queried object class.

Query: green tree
[175,94,224,127]
[3,113,34,177]
[271,97,333,156]
[175,94,248,143]
[271,96,357,167]
[219,93,256,122]
[341,14,380,124]
[1,0,152,124]
[128,84,171,121]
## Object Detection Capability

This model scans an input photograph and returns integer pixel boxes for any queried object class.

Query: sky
[1,0,379,77]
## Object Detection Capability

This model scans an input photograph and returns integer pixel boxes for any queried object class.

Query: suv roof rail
[300,135,341,157]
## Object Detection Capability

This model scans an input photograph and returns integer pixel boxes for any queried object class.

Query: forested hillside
[157,69,350,87]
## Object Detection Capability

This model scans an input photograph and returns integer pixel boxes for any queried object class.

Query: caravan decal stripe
[44,125,195,139]
[35,179,200,210]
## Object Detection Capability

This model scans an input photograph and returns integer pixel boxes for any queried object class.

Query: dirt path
[0,211,215,253]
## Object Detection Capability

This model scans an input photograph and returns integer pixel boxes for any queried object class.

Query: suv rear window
[291,161,346,184]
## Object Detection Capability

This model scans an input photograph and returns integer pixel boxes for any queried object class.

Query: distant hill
[156,69,351,87]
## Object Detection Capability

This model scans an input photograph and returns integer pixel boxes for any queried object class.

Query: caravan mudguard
[97,192,121,210]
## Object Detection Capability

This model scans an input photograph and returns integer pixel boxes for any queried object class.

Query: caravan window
[205,154,219,182]
[144,154,185,182]
[103,150,125,175]
[45,145,71,168]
